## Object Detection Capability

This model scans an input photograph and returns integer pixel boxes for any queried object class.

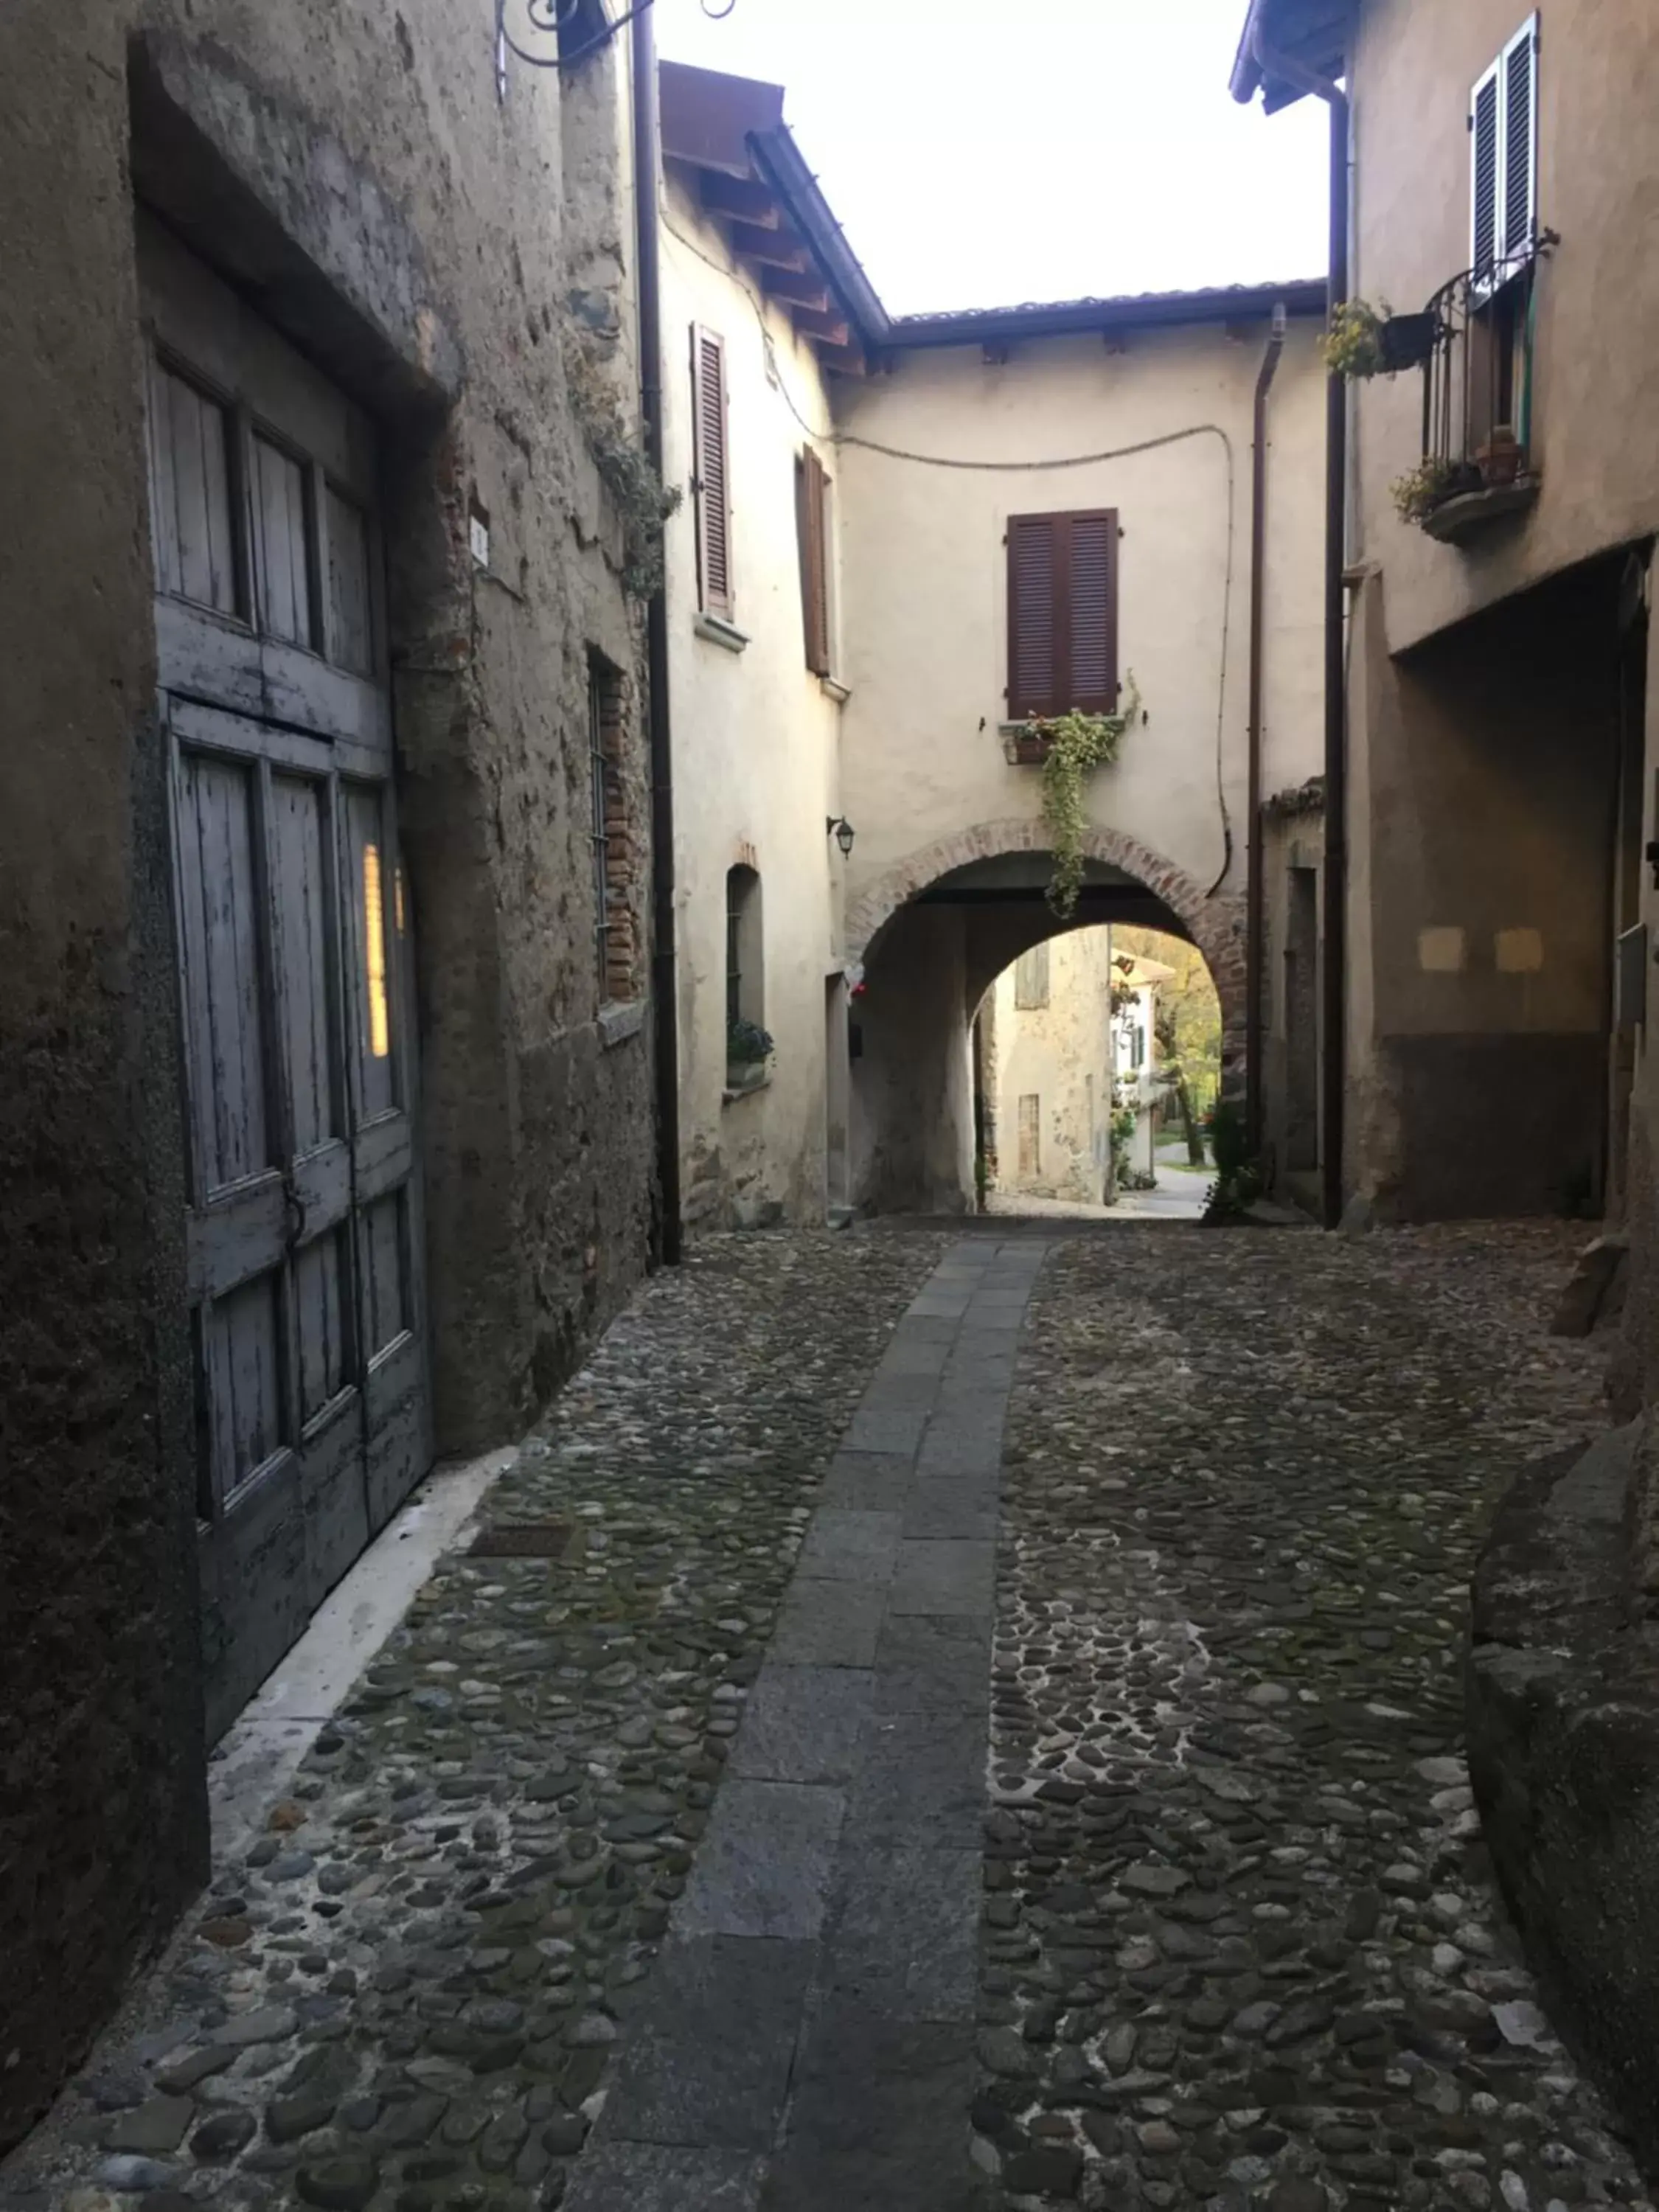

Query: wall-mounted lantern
[826,816,855,857]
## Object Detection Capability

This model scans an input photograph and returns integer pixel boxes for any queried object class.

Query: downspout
[1253,19,1349,1228]
[632,1,682,1265]
[1245,302,1287,1158]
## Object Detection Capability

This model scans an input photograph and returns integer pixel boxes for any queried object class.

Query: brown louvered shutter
[1006,509,1119,720]
[796,448,830,676]
[691,325,731,616]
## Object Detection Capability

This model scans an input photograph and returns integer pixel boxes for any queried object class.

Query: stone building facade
[1235,0,1659,1226]
[1234,0,1659,2159]
[656,64,852,1233]
[0,0,658,2145]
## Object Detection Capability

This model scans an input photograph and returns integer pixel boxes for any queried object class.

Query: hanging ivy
[1032,675,1142,918]
[563,328,683,599]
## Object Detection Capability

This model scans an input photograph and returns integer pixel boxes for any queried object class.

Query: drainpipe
[632,1,682,1265]
[1245,302,1287,1158]
[1252,19,1349,1228]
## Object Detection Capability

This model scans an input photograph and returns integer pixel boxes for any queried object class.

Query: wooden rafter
[727,220,810,271]
[700,172,782,225]
[763,266,831,312]
[790,305,850,347]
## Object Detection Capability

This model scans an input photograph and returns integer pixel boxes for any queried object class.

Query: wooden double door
[139,216,431,1740]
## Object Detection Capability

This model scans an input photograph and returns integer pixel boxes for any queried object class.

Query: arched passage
[846,821,1244,1216]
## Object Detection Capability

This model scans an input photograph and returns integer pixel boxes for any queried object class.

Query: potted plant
[1322,299,1438,379]
[1377,310,1438,373]
[1476,424,1522,487]
[1391,456,1461,524]
[726,1017,773,1093]
[1026,678,1142,918]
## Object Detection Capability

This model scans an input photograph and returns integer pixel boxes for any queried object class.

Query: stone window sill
[695,611,750,653]
[723,1068,771,1105]
[599,1000,644,1049]
[1419,474,1540,543]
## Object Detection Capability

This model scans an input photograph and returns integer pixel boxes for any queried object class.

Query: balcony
[1402,248,1547,544]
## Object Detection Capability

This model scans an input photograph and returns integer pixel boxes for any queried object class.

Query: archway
[845,823,1243,1216]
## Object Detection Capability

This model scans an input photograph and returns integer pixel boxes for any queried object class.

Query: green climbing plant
[1033,675,1141,919]
[563,327,683,599]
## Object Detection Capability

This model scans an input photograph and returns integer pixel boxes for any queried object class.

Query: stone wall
[0,0,655,2143]
[1467,1423,1659,2169]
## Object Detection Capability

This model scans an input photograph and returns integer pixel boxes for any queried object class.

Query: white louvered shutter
[690,325,731,616]
[1470,58,1501,282]
[1500,15,1539,268]
[1472,15,1539,291]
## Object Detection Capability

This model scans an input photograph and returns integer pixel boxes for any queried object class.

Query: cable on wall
[660,201,1241,895]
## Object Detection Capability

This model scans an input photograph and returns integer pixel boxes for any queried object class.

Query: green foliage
[1321,299,1387,378]
[1391,456,1458,524]
[1033,676,1142,919]
[564,330,684,599]
[1200,1098,1262,1225]
[1113,925,1222,1131]
[727,1018,773,1066]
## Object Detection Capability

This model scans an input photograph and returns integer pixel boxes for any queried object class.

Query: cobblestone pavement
[4,1231,945,2212]
[977,1222,1652,2212]
[8,1219,1656,2212]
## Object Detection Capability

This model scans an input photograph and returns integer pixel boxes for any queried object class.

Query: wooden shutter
[1006,509,1119,720]
[1500,15,1538,266]
[1472,15,1537,288]
[796,448,831,677]
[1470,60,1500,279]
[690,325,731,616]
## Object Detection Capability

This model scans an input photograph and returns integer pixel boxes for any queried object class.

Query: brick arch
[845,817,1247,1085]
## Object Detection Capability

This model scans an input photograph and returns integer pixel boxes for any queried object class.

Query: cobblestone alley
[8,1223,1656,2212]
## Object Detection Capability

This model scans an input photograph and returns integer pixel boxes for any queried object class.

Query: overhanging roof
[661,61,1327,374]
[889,279,1325,350]
[1229,0,1353,111]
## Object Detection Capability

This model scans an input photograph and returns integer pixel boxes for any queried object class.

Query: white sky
[653,0,1329,316]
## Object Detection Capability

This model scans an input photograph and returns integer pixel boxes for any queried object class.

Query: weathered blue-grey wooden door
[139,217,431,1741]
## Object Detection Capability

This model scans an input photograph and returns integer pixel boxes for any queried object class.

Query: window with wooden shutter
[1006,509,1119,721]
[796,448,832,677]
[690,325,731,617]
[1471,15,1538,293]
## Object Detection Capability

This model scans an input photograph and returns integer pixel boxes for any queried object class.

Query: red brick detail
[845,818,1247,1088]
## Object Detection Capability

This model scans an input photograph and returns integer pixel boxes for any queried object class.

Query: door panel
[202,1270,288,1506]
[268,773,339,1158]
[141,211,431,1742]
[150,361,240,616]
[253,434,315,649]
[175,751,271,1193]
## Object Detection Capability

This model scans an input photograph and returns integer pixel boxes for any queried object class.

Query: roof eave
[748,127,891,354]
[1229,0,1354,111]
[888,279,1327,353]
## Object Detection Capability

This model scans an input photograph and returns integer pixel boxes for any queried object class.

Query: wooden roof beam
[790,305,850,346]
[727,220,810,271]
[700,172,782,226]
[763,266,832,312]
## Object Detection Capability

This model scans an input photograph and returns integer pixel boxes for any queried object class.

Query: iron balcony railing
[1419,246,1543,493]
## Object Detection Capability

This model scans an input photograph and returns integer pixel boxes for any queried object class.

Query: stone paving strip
[1,1231,946,2212]
[975,1222,1655,2212]
[566,1235,1046,2212]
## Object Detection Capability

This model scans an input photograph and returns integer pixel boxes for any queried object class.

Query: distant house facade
[655,62,1329,1225]
[657,64,855,1232]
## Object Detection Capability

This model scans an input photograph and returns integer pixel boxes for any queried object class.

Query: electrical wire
[660,199,1239,890]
